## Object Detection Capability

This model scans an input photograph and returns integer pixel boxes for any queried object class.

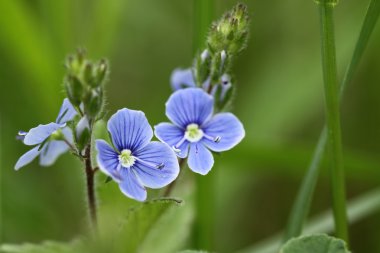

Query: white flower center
[119,149,136,168]
[184,123,204,143]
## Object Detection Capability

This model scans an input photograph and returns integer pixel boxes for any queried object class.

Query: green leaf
[113,198,193,253]
[0,240,85,253]
[280,234,350,253]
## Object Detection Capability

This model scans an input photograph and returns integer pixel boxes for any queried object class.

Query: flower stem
[318,1,348,242]
[285,0,380,241]
[84,143,97,229]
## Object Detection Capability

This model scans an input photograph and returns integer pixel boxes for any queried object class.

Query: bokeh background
[1,0,380,252]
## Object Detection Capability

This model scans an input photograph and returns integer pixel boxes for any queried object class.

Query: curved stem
[318,2,348,242]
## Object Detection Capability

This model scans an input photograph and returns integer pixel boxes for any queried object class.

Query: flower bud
[76,116,91,151]
[194,49,211,86]
[94,59,108,86]
[207,3,249,56]
[83,89,103,119]
[65,75,83,107]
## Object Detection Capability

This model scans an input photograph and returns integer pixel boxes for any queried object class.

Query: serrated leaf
[115,198,190,253]
[280,234,351,253]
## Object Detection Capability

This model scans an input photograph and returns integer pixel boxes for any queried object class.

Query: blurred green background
[1,0,380,252]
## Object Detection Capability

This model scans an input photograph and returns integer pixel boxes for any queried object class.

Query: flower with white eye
[155,88,245,175]
[96,108,179,201]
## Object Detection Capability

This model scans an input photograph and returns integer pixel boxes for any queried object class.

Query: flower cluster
[15,4,249,203]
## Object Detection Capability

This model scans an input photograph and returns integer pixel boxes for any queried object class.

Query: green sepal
[76,127,91,152]
[65,75,83,107]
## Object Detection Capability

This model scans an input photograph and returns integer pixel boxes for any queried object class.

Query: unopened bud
[207,3,249,55]
[65,75,83,107]
[94,59,108,86]
[84,90,103,119]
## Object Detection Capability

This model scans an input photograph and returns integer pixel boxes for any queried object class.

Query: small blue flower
[95,108,180,201]
[15,99,77,170]
[155,88,245,175]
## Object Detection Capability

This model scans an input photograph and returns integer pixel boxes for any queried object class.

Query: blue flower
[95,108,180,201]
[155,88,245,175]
[15,99,77,170]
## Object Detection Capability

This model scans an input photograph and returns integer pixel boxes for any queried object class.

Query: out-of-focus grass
[1,0,380,252]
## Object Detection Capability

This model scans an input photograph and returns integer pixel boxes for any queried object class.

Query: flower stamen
[119,149,136,168]
[203,133,222,143]
[173,136,187,153]
[184,123,204,143]
[135,157,165,170]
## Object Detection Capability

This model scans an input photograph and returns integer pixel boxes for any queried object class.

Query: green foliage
[284,0,380,241]
[111,198,193,253]
[0,240,85,253]
[280,234,350,253]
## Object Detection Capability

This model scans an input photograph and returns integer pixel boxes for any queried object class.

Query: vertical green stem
[84,143,97,229]
[193,0,214,249]
[285,0,380,241]
[318,1,348,242]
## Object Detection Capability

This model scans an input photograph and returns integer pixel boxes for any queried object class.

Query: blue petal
[166,88,214,128]
[154,123,189,158]
[15,146,41,170]
[56,98,78,124]
[107,108,153,152]
[133,141,179,188]
[119,169,147,201]
[202,113,245,152]
[170,68,196,90]
[23,123,62,146]
[39,141,69,166]
[187,143,214,175]
[96,140,122,182]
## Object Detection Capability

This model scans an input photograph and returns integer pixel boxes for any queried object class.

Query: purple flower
[154,88,245,175]
[15,99,77,170]
[95,108,179,201]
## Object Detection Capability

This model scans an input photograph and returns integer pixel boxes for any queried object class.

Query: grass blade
[284,0,380,241]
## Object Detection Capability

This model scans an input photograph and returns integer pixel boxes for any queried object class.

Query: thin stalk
[84,143,97,228]
[318,1,348,242]
[285,0,380,241]
[193,0,214,249]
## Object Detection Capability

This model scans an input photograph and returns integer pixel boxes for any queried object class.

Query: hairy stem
[84,143,97,228]
[318,1,348,242]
